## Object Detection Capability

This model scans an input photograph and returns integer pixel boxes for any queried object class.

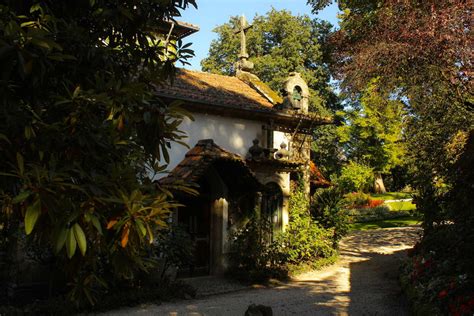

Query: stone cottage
[157,16,332,276]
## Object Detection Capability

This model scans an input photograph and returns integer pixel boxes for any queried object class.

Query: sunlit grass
[386,200,416,212]
[371,192,413,200]
[350,216,422,231]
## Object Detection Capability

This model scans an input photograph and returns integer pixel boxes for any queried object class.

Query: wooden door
[178,199,211,276]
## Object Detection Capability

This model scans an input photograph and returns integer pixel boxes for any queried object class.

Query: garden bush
[278,182,337,263]
[228,215,287,281]
[343,192,384,209]
[344,192,371,208]
[401,224,474,315]
[155,224,195,279]
[228,180,342,281]
[342,191,416,223]
[367,199,384,208]
[347,205,395,223]
[311,187,350,245]
[336,161,374,193]
[0,0,197,308]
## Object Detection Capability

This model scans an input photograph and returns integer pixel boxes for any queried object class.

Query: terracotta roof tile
[154,69,275,110]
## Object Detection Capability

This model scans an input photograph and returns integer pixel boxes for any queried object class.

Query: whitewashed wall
[161,112,264,176]
[273,131,291,153]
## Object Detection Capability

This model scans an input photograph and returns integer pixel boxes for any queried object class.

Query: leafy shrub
[347,205,404,223]
[275,220,336,265]
[401,223,474,315]
[373,205,391,217]
[344,192,371,208]
[337,161,374,193]
[228,215,287,281]
[228,180,340,280]
[311,187,350,245]
[368,199,384,208]
[155,224,195,279]
[0,0,197,308]
[276,181,337,263]
[344,192,384,209]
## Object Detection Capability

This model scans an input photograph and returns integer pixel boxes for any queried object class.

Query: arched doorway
[165,139,263,276]
[261,182,283,239]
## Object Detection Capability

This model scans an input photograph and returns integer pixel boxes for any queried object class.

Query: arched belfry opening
[281,72,309,113]
[293,85,303,101]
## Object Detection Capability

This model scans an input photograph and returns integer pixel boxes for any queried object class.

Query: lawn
[350,216,422,231]
[371,192,414,200]
[385,200,416,212]
[370,191,417,212]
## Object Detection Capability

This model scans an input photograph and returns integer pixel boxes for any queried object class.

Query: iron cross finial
[234,15,252,59]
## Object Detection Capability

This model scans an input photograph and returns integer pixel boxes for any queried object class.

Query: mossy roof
[155,69,277,111]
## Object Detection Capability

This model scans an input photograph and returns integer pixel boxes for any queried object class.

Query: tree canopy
[306,1,474,311]
[308,0,472,107]
[337,79,406,191]
[308,0,473,204]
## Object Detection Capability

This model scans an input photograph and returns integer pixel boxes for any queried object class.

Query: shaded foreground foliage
[404,129,474,315]
[0,278,196,315]
[0,0,197,308]
[401,221,474,315]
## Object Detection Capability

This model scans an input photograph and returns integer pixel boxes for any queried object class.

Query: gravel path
[104,226,421,316]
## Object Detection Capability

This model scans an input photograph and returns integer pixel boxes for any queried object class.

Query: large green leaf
[135,219,147,237]
[13,190,31,204]
[90,215,103,235]
[66,228,77,258]
[73,223,87,256]
[55,227,68,253]
[25,198,41,235]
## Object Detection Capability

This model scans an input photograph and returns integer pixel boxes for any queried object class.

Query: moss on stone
[237,72,283,105]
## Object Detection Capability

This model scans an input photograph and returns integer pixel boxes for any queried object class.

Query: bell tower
[281,72,309,114]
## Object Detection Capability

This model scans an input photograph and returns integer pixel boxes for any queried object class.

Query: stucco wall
[161,113,264,176]
[273,131,291,154]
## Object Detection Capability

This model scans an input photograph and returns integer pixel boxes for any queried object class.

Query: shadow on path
[103,227,421,316]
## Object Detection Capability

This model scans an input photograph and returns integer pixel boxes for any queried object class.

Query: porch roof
[159,139,261,190]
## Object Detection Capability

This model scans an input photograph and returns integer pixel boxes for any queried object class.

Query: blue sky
[178,1,340,70]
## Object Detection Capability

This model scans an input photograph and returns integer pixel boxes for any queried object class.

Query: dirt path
[105,227,421,316]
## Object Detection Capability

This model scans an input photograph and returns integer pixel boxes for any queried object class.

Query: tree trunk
[374,172,387,194]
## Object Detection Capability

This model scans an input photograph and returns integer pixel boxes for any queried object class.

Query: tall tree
[201,9,342,175]
[0,0,196,305]
[308,0,472,107]
[337,79,406,193]
[307,2,474,311]
[308,0,473,221]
